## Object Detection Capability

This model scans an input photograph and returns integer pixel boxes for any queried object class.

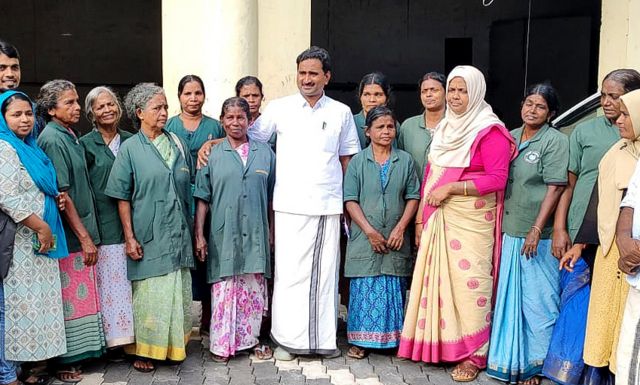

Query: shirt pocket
[134,201,158,244]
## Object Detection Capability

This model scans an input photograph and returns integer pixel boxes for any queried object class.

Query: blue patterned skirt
[347,275,407,349]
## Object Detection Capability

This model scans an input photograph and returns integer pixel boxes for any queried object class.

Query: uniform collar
[518,123,551,145]
[364,145,399,163]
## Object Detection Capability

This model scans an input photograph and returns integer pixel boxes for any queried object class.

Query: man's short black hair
[0,40,20,60]
[296,46,331,73]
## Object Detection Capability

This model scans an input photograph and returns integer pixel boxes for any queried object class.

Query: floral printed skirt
[96,244,135,348]
[210,273,267,357]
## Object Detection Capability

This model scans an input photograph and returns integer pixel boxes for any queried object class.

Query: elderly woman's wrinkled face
[238,84,263,117]
[616,100,635,140]
[138,93,168,131]
[447,77,469,115]
[4,99,34,139]
[420,78,445,112]
[360,84,387,115]
[366,114,396,147]
[179,81,205,115]
[221,105,249,141]
[49,89,81,126]
[92,92,119,128]
[601,79,626,121]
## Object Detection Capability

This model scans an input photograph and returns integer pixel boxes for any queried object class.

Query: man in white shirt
[248,46,360,360]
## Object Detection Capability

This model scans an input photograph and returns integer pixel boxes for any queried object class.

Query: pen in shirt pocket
[321,121,327,130]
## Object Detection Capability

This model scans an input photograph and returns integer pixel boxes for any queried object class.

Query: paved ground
[45,303,554,385]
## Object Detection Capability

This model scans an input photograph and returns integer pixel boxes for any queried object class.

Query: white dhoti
[271,211,340,355]
[617,286,640,385]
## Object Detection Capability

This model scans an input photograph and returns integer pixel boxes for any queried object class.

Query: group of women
[340,66,640,385]
[2,38,640,385]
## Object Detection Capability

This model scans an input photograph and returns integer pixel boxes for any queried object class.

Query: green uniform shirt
[503,124,569,238]
[165,114,224,166]
[37,121,101,253]
[80,130,133,245]
[193,139,275,283]
[567,116,620,239]
[397,114,433,183]
[105,130,195,281]
[343,147,420,277]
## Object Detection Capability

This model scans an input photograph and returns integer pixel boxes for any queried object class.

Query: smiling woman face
[447,77,469,115]
[221,105,249,141]
[92,91,120,128]
[4,98,34,139]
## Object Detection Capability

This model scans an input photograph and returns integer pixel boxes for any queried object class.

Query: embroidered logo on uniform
[180,167,190,172]
[255,169,268,175]
[524,150,540,164]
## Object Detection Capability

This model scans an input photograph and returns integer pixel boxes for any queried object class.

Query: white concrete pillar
[258,0,312,102]
[162,0,310,117]
[598,0,640,82]
[162,0,258,117]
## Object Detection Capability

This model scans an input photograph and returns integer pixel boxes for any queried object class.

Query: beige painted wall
[162,0,310,118]
[598,0,640,83]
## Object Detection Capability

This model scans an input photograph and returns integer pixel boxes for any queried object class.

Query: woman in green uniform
[194,97,275,362]
[343,105,420,359]
[354,72,393,149]
[165,74,224,335]
[80,86,134,353]
[36,80,105,383]
[487,83,567,385]
[105,83,194,372]
[397,72,446,183]
[547,69,640,384]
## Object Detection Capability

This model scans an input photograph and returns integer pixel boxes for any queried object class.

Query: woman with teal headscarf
[0,90,68,385]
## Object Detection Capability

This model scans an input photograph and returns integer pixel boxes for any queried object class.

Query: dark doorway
[445,37,473,75]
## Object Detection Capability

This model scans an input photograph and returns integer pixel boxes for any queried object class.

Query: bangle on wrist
[463,181,468,196]
[531,225,542,235]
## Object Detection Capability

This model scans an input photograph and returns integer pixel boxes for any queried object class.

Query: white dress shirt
[248,93,360,215]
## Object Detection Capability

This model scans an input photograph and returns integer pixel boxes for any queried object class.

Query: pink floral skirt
[210,273,267,357]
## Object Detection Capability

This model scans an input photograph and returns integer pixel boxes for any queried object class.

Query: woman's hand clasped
[387,225,405,251]
[195,234,208,262]
[367,230,389,254]
[125,237,143,261]
[552,228,572,259]
[559,243,584,272]
[36,224,54,254]
[426,185,451,207]
[520,228,541,259]
[80,235,98,266]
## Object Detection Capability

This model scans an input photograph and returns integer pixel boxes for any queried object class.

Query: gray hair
[124,82,164,129]
[84,86,123,128]
[36,79,76,122]
[603,69,640,93]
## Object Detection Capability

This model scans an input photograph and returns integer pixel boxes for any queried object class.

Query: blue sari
[542,258,592,384]
[487,234,561,383]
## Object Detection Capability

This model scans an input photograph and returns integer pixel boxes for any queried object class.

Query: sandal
[253,345,273,360]
[519,376,541,385]
[132,359,155,373]
[211,353,229,363]
[451,361,480,382]
[19,368,50,385]
[346,345,367,359]
[56,367,82,384]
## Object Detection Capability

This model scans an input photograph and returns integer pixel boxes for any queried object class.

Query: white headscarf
[429,65,504,168]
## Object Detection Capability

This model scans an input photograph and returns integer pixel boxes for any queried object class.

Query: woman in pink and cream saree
[398,65,517,382]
